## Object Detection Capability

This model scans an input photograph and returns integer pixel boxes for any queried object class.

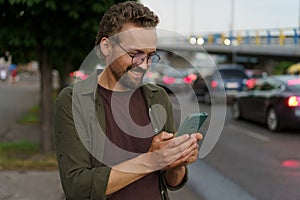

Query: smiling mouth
[129,70,143,79]
[127,66,146,79]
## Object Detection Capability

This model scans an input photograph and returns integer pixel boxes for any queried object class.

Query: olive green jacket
[54,71,188,200]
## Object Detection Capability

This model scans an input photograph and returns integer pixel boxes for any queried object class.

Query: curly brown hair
[95,1,159,46]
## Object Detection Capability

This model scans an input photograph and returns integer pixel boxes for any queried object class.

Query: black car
[192,64,248,104]
[232,75,300,131]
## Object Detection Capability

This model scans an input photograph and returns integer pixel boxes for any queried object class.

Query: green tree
[0,0,131,152]
[273,61,295,75]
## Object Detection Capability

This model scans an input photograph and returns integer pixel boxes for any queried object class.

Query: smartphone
[176,112,208,137]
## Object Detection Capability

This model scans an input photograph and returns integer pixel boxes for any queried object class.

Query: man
[54,1,202,200]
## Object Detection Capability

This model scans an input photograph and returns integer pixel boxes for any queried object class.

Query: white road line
[229,124,270,142]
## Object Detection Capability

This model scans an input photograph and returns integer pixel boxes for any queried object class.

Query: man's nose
[139,57,148,70]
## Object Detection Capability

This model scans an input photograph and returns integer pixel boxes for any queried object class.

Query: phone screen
[176,112,208,136]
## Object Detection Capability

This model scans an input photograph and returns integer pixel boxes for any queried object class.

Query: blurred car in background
[232,75,300,131]
[192,64,249,104]
[144,66,197,94]
[244,69,268,89]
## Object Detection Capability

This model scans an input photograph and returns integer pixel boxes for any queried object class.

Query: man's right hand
[147,131,195,171]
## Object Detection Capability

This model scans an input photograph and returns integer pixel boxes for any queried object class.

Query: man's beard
[118,66,146,89]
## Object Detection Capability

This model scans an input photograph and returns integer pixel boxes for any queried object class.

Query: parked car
[192,64,249,104]
[232,75,300,131]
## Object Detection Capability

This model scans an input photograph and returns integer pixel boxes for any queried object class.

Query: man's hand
[148,131,174,152]
[148,132,203,187]
[165,132,203,169]
[147,132,203,170]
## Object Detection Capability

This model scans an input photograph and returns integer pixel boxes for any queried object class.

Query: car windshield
[220,70,248,79]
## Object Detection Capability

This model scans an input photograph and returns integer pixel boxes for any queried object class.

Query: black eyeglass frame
[116,43,161,67]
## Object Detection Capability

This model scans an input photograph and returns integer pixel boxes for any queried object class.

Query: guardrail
[158,27,300,47]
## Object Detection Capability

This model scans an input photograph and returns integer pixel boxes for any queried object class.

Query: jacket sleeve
[54,86,111,200]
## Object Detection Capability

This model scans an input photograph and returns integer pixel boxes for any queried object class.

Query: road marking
[229,124,270,142]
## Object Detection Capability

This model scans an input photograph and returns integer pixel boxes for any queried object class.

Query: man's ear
[100,37,111,57]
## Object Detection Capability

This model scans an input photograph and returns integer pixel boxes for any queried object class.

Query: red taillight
[183,74,197,84]
[163,76,175,85]
[183,77,192,84]
[69,72,74,77]
[211,80,218,88]
[287,96,300,107]
[146,71,153,78]
[246,79,256,89]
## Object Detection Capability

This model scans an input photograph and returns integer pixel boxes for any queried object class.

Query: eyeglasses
[116,43,161,67]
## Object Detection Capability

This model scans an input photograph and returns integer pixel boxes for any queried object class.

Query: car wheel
[204,91,211,104]
[232,101,241,120]
[266,107,280,132]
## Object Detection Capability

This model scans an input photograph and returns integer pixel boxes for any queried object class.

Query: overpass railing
[158,27,300,47]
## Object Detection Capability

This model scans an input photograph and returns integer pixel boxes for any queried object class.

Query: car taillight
[245,79,256,89]
[163,76,175,85]
[287,96,300,107]
[146,71,153,78]
[211,80,218,88]
[183,74,197,84]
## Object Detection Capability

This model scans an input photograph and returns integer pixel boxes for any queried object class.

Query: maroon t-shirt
[98,85,162,200]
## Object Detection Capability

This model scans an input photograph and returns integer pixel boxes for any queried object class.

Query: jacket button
[154,128,159,133]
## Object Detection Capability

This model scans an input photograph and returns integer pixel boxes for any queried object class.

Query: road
[169,92,300,200]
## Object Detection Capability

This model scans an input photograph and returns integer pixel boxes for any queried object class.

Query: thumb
[160,131,174,140]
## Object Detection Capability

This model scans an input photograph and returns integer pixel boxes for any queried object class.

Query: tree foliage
[0,0,133,151]
[1,0,128,75]
[273,61,295,75]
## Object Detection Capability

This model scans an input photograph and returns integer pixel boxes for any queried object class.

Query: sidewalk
[0,170,64,200]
